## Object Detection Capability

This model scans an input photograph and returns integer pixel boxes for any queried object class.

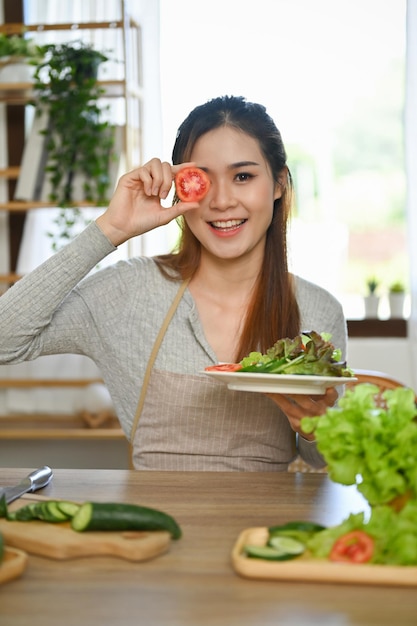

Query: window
[159,0,407,319]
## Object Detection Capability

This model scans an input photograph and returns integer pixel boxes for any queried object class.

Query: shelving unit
[0,2,143,285]
[0,1,141,462]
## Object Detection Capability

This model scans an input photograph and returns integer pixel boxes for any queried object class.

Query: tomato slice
[329,530,374,563]
[205,363,242,372]
[175,167,210,202]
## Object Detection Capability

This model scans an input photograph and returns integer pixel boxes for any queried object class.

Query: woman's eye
[235,172,254,182]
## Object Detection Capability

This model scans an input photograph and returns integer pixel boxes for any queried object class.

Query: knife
[0,466,54,504]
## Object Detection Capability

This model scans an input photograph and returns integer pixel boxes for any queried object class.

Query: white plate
[201,370,357,394]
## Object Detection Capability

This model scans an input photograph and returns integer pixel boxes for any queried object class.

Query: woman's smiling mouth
[210,219,247,232]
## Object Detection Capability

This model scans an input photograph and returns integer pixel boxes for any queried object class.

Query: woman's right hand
[96,158,200,246]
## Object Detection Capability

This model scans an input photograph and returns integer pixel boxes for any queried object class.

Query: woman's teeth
[211,219,246,230]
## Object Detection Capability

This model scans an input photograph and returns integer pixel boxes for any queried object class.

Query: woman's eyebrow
[228,161,260,169]
[198,161,260,173]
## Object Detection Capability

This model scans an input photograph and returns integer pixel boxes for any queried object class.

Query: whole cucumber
[71,502,182,539]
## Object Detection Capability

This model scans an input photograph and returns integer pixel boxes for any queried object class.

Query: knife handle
[28,466,54,491]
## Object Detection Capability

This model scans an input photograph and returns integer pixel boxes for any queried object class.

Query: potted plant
[31,41,116,248]
[364,276,380,318]
[388,281,406,318]
[0,33,42,81]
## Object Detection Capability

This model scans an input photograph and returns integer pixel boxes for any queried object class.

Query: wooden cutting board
[0,547,28,585]
[232,527,417,587]
[0,496,171,561]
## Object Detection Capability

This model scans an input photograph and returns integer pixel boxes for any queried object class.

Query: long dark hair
[155,95,300,359]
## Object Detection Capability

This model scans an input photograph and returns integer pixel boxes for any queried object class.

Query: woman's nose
[208,181,237,211]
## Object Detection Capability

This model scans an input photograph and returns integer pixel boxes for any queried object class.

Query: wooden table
[1,469,415,626]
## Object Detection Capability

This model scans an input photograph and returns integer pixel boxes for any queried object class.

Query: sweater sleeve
[0,222,116,363]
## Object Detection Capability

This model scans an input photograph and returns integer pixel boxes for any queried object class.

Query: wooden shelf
[0,273,22,287]
[0,378,104,388]
[0,428,124,440]
[0,4,141,449]
[0,19,140,36]
[347,318,408,338]
[0,166,20,179]
[0,380,124,440]
[0,79,140,104]
[0,200,106,211]
[0,419,124,440]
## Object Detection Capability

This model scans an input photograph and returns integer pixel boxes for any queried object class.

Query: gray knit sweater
[0,222,347,467]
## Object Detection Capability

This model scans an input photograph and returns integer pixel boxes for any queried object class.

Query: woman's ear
[273,181,283,201]
[274,166,290,201]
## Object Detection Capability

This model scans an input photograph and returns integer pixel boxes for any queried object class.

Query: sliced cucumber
[71,502,182,539]
[57,501,80,518]
[267,521,325,549]
[37,502,70,522]
[268,521,326,535]
[244,544,299,561]
[7,502,42,521]
[267,535,305,556]
[2,496,181,540]
[7,500,80,522]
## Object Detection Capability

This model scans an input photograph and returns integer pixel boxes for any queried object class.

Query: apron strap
[130,278,191,444]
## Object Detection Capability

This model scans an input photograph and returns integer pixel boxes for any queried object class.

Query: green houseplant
[364,276,380,318]
[0,33,40,59]
[366,277,379,295]
[0,33,42,81]
[32,41,116,248]
[389,281,405,294]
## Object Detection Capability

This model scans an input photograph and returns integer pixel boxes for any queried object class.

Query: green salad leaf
[307,500,417,565]
[301,384,417,505]
[240,330,353,378]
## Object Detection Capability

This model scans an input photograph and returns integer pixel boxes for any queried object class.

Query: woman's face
[184,126,282,264]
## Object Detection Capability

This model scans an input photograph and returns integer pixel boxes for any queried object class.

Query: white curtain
[0,0,163,415]
[406,0,417,390]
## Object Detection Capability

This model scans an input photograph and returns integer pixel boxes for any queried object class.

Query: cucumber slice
[38,502,69,522]
[268,529,317,544]
[244,544,299,561]
[57,501,80,518]
[267,535,305,556]
[269,521,326,536]
[268,522,326,535]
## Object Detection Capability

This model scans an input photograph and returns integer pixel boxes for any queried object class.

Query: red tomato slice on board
[329,531,374,563]
[175,167,210,202]
[205,363,242,372]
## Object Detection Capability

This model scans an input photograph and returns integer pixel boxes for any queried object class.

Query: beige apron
[130,281,296,471]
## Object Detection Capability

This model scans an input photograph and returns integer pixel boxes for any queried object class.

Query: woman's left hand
[266,387,338,441]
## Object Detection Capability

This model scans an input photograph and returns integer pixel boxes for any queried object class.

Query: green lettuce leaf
[301,384,417,505]
[240,330,353,378]
[307,501,417,565]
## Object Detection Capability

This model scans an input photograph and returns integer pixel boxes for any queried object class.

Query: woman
[0,95,346,471]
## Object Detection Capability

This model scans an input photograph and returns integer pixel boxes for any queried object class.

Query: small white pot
[0,58,34,82]
[388,293,405,318]
[364,295,380,318]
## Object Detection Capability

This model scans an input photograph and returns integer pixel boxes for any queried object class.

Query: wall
[347,337,415,389]
[0,438,130,469]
